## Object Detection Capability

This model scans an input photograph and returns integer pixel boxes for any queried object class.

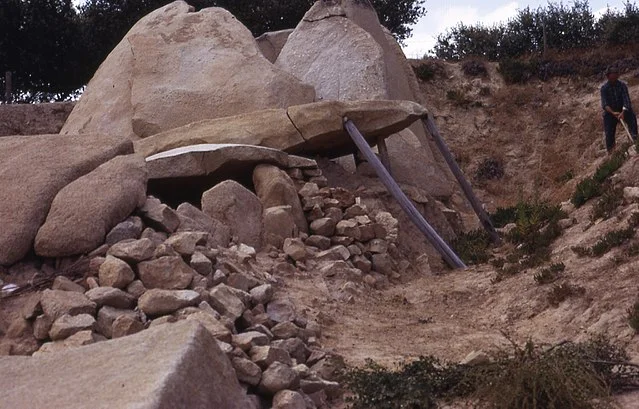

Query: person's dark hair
[606,66,620,75]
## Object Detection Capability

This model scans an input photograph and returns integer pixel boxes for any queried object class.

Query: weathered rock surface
[137,256,195,290]
[259,362,301,395]
[146,143,291,180]
[135,100,426,159]
[49,314,96,341]
[0,321,250,408]
[253,164,308,233]
[256,29,293,63]
[276,3,386,101]
[107,238,156,263]
[0,133,131,265]
[138,289,200,316]
[40,289,97,321]
[176,202,231,248]
[139,196,180,233]
[202,180,263,248]
[34,154,147,258]
[273,390,307,409]
[99,255,136,289]
[106,216,144,245]
[85,287,137,309]
[62,1,314,139]
[277,0,456,197]
[263,206,298,248]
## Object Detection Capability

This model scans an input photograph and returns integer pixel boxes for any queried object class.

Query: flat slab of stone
[145,143,291,180]
[0,321,249,409]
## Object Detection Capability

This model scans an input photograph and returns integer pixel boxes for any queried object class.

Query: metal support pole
[421,114,501,244]
[344,118,466,269]
[4,72,12,104]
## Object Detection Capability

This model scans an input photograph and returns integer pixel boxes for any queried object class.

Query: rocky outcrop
[0,133,132,265]
[202,180,263,248]
[0,321,251,408]
[61,1,314,139]
[135,99,427,159]
[34,155,148,258]
[275,0,456,197]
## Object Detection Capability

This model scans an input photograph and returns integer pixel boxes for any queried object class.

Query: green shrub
[574,215,639,257]
[452,229,492,265]
[475,158,504,181]
[555,170,574,183]
[572,148,629,207]
[572,177,601,207]
[591,185,624,220]
[412,63,437,81]
[445,89,477,108]
[461,59,488,77]
[342,337,636,409]
[498,59,538,84]
[534,262,565,285]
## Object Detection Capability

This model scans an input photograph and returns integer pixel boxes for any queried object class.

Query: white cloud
[402,2,520,58]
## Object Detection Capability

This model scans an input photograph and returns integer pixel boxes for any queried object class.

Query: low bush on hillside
[342,336,638,409]
[412,60,446,82]
[446,89,479,108]
[591,185,624,221]
[475,158,504,181]
[452,229,492,265]
[572,147,629,207]
[499,59,539,84]
[572,213,639,257]
[461,59,488,77]
[534,262,565,285]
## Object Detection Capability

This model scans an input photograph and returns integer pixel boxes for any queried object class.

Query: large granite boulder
[135,99,427,159]
[35,155,148,257]
[61,1,315,139]
[202,180,263,248]
[0,133,132,265]
[0,321,250,408]
[276,0,455,197]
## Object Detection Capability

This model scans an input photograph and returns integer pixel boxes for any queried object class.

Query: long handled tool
[620,117,635,144]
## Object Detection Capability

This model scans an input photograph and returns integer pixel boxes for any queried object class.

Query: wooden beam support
[344,118,466,269]
[421,114,501,244]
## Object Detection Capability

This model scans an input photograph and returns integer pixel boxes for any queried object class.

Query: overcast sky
[402,0,628,58]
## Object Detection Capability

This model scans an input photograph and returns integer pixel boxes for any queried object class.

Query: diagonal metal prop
[343,117,466,269]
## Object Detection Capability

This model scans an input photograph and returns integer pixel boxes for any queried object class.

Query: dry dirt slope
[281,61,639,407]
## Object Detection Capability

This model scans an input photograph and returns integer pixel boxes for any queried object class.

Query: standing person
[601,66,638,153]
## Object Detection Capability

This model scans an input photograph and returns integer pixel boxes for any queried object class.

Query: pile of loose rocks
[284,167,402,291]
[10,195,342,408]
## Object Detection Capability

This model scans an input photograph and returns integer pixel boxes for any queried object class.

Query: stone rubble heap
[4,157,401,409]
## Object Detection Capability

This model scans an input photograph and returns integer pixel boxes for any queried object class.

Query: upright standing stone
[202,180,263,248]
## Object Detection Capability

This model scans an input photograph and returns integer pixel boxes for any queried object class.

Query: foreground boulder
[0,133,131,265]
[0,321,250,408]
[135,99,426,158]
[61,1,314,139]
[35,154,148,258]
